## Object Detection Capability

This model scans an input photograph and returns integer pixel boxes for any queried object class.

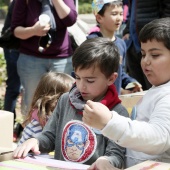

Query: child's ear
[107,72,118,85]
[96,14,102,24]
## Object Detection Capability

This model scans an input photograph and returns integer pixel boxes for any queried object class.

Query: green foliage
[0,0,10,6]
[1,5,8,11]
[0,53,6,85]
[79,3,92,14]
[0,98,4,110]
[0,0,8,19]
[79,0,91,3]
[0,52,6,110]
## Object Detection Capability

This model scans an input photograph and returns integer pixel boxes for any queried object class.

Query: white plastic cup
[39,14,50,26]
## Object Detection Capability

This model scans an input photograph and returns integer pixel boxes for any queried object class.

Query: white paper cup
[39,14,50,26]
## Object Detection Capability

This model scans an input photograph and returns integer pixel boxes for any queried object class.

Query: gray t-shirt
[37,92,128,168]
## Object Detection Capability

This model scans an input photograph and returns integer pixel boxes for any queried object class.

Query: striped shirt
[18,119,43,146]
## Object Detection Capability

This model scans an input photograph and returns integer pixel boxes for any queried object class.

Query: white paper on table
[17,155,90,170]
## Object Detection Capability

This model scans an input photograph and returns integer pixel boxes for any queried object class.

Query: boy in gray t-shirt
[13,37,129,169]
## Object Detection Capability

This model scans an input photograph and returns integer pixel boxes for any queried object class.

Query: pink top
[31,108,49,126]
[31,109,39,122]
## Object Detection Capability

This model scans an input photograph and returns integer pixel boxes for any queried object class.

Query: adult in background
[123,0,170,90]
[11,0,77,116]
[1,0,23,141]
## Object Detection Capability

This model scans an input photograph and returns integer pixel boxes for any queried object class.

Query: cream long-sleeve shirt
[102,81,170,168]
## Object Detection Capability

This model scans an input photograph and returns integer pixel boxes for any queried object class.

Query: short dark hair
[98,0,123,16]
[139,17,170,50]
[72,37,120,78]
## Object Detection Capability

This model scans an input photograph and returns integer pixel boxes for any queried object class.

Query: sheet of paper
[0,156,90,169]
[21,156,90,169]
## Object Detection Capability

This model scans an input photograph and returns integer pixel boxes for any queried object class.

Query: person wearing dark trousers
[2,0,23,142]
[3,48,20,121]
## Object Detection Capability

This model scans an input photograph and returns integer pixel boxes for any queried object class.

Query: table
[0,155,90,170]
[125,160,170,170]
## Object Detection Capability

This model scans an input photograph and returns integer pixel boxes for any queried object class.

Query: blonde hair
[23,72,75,127]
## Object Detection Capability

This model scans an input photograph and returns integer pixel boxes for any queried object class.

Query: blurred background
[0,0,95,110]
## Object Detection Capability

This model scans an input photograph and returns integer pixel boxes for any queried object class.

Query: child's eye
[111,13,117,16]
[87,80,95,83]
[152,54,160,58]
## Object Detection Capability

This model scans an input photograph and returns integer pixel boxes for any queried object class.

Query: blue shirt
[87,32,136,94]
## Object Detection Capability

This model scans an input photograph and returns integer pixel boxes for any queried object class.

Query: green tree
[4,0,10,5]
[78,0,92,14]
[79,0,91,3]
[0,0,10,6]
[0,0,9,19]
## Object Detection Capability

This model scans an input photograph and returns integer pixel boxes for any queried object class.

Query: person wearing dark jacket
[123,0,170,90]
[1,0,23,142]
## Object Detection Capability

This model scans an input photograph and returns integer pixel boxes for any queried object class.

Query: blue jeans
[3,48,21,121]
[17,53,73,115]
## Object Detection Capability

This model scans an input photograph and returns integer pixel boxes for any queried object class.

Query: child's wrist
[102,111,113,130]
[29,138,39,146]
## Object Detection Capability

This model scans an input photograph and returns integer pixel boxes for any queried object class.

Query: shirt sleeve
[60,0,77,27]
[18,119,43,146]
[37,103,59,153]
[104,138,125,168]
[102,96,170,155]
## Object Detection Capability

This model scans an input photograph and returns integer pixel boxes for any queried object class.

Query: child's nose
[143,56,151,65]
[117,14,123,20]
[79,82,86,91]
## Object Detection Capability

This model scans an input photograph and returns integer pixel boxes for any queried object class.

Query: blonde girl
[18,72,74,145]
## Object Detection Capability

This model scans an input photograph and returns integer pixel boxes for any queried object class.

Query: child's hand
[125,82,143,93]
[88,157,120,170]
[132,83,143,93]
[13,138,40,158]
[121,88,132,95]
[83,100,112,130]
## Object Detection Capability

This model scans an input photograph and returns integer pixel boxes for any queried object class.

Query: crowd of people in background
[1,0,170,169]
